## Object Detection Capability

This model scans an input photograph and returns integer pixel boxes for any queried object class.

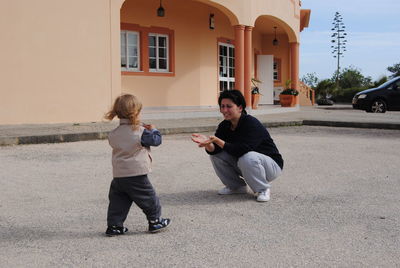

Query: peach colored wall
[0,0,113,124]
[252,29,290,88]
[207,0,300,41]
[111,0,125,103]
[262,34,290,88]
[0,0,302,124]
[118,0,300,108]
[120,0,234,107]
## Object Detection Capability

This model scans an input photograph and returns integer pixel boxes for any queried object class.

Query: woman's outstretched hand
[191,133,211,147]
[191,134,224,151]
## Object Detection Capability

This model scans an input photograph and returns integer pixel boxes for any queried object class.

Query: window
[148,34,169,72]
[120,23,174,76]
[273,58,281,82]
[391,80,400,90]
[218,43,235,92]
[120,31,140,71]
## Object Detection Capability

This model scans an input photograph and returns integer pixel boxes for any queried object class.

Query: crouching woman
[191,90,283,202]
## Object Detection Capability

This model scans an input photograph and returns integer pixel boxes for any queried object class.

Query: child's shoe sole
[148,218,171,233]
[105,226,128,237]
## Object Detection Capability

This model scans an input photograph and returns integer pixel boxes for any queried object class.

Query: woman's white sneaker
[218,186,247,195]
[256,189,270,202]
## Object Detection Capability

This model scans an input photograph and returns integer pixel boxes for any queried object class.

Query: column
[244,26,253,108]
[234,25,245,94]
[290,42,300,105]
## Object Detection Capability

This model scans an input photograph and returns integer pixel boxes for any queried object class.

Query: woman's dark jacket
[207,114,284,169]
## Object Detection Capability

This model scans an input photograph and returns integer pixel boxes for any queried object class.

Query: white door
[218,43,235,92]
[257,55,274,104]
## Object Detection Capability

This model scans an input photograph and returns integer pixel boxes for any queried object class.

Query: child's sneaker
[148,218,171,233]
[105,225,128,236]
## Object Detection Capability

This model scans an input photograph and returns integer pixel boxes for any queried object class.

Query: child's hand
[143,124,156,130]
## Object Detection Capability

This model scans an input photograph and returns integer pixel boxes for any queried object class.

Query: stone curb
[2,120,400,146]
[0,132,110,146]
[302,120,400,130]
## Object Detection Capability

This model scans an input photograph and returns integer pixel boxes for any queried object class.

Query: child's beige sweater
[108,119,152,178]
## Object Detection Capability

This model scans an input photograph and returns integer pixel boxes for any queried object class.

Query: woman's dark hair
[218,90,247,115]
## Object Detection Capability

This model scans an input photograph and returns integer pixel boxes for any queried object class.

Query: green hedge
[331,87,366,103]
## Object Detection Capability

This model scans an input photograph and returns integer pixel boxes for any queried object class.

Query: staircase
[299,81,315,106]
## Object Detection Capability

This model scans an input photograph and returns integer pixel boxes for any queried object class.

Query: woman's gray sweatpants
[210,151,282,193]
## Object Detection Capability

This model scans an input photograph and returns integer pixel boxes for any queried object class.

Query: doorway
[218,42,235,93]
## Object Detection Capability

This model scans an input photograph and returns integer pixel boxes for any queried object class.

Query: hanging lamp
[272,26,279,46]
[157,0,165,17]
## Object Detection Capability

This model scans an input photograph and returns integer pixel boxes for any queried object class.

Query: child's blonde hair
[105,94,142,127]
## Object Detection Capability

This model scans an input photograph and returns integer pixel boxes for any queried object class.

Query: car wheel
[370,99,387,113]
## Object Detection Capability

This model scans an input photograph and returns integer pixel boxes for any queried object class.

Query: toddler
[104,94,170,236]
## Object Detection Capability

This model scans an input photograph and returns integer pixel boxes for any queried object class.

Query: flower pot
[252,94,261,109]
[279,95,297,107]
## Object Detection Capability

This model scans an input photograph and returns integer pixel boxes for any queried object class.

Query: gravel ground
[1,126,399,267]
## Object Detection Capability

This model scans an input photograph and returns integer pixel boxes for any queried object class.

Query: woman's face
[220,98,242,121]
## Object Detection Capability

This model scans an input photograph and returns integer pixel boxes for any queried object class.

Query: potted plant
[251,78,262,109]
[279,80,299,107]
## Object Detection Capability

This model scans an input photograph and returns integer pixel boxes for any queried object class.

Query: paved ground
[1,126,399,267]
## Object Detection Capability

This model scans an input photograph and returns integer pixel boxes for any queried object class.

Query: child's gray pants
[107,175,161,227]
[210,151,282,193]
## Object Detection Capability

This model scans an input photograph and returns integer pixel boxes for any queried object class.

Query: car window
[390,81,400,90]
[379,78,400,88]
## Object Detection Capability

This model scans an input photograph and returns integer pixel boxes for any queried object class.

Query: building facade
[0,0,310,124]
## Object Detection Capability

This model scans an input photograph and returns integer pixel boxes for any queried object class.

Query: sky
[300,0,400,81]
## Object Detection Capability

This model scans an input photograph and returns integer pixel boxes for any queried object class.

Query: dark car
[352,76,400,113]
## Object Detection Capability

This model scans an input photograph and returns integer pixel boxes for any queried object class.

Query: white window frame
[218,42,235,92]
[121,30,140,71]
[273,59,280,81]
[148,33,169,72]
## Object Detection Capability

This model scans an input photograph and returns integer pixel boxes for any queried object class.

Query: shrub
[332,87,365,103]
[315,79,335,99]
[251,87,260,94]
[316,98,334,106]
[280,88,299,96]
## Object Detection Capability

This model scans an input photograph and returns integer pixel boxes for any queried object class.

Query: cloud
[347,32,400,47]
[302,0,400,16]
[301,30,400,53]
